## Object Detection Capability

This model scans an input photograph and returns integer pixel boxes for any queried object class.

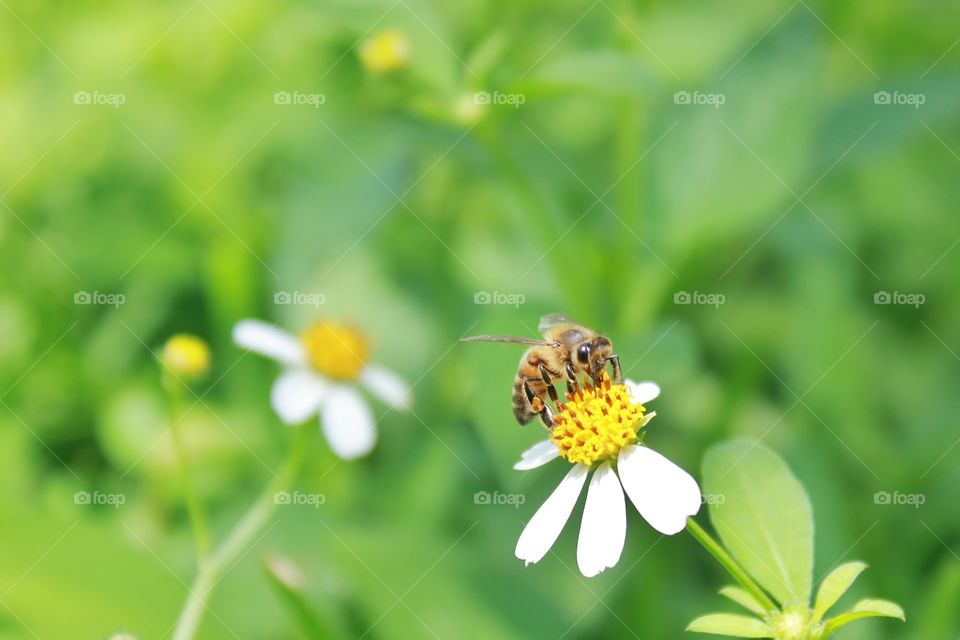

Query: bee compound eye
[577,344,591,363]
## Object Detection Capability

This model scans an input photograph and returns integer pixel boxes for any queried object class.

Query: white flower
[514,378,701,577]
[233,319,411,459]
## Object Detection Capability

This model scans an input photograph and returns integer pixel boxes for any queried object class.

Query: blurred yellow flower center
[300,322,368,381]
[162,334,211,380]
[550,373,648,466]
[359,29,410,73]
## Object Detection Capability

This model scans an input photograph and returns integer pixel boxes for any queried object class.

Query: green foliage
[812,562,868,623]
[823,599,906,633]
[703,439,814,606]
[719,586,767,617]
[688,613,773,637]
[691,441,903,639]
[0,0,955,637]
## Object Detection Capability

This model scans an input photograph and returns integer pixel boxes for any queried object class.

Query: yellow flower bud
[358,29,410,74]
[162,334,211,380]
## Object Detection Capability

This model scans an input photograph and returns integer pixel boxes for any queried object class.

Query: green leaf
[812,562,868,623]
[719,585,767,616]
[825,599,905,632]
[702,440,814,606]
[687,613,773,637]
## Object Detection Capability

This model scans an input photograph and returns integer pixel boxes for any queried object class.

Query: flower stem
[686,517,778,614]
[166,380,211,557]
[171,424,311,640]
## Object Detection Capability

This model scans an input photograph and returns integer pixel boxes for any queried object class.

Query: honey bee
[462,313,621,429]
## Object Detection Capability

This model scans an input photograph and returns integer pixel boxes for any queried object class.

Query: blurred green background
[1,0,958,637]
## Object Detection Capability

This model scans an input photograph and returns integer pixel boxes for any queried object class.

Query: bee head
[575,336,613,376]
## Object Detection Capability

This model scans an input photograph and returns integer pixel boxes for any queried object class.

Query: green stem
[171,424,311,640]
[686,517,778,614]
[166,379,211,557]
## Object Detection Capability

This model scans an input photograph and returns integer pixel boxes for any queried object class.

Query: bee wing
[461,335,557,346]
[538,313,574,333]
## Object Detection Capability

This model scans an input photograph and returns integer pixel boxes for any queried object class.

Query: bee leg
[537,364,563,408]
[535,402,554,430]
[565,362,579,395]
[591,367,603,388]
[607,354,622,384]
[523,378,554,430]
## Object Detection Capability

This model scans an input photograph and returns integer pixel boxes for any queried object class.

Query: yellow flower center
[299,322,368,381]
[358,29,410,74]
[550,373,649,466]
[162,334,211,380]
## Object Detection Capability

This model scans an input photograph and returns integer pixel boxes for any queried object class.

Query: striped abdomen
[511,348,556,424]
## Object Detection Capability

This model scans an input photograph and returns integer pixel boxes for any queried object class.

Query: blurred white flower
[514,377,701,577]
[233,319,411,459]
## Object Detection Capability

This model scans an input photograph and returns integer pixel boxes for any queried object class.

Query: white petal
[577,462,627,577]
[270,369,328,424]
[321,385,376,459]
[359,364,412,410]
[514,439,560,471]
[625,379,660,405]
[515,464,589,566]
[233,320,306,367]
[617,445,701,535]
